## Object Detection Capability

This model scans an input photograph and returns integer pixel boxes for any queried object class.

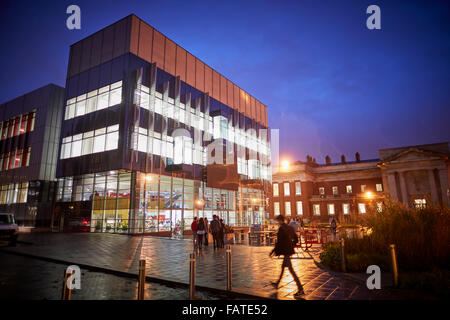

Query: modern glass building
[0,84,65,227]
[54,15,271,235]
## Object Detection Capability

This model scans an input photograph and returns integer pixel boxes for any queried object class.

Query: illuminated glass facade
[54,16,271,234]
[0,84,65,227]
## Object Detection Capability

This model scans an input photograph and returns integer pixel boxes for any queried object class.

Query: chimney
[312,158,316,163]
[341,155,346,164]
[325,155,331,165]
[355,152,361,163]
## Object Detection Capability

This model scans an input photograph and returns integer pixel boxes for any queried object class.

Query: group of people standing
[190,215,226,250]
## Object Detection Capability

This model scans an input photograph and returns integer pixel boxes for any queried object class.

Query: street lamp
[365,191,373,199]
[281,160,290,171]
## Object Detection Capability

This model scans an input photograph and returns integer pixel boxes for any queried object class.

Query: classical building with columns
[270,142,449,222]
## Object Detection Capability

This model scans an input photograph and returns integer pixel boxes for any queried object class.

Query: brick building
[270,142,450,222]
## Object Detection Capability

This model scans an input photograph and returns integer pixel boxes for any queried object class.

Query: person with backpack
[196,218,205,249]
[270,214,305,299]
[209,215,221,249]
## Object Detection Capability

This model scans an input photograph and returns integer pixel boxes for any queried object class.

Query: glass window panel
[82,137,93,155]
[111,81,122,89]
[107,124,119,132]
[105,131,119,151]
[109,88,122,106]
[93,134,106,153]
[71,140,82,157]
[86,96,97,113]
[97,92,109,110]
[75,100,86,117]
[95,127,106,135]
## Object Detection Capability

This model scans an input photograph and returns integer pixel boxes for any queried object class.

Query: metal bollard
[138,259,146,300]
[226,244,232,291]
[390,244,399,287]
[61,269,75,300]
[340,238,347,273]
[189,253,196,300]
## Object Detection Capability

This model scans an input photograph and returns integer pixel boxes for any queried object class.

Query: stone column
[427,169,439,205]
[387,173,399,201]
[399,172,409,206]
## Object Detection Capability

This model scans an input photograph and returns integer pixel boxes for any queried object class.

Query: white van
[0,213,18,246]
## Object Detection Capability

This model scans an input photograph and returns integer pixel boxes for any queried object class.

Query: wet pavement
[0,252,239,300]
[0,233,418,300]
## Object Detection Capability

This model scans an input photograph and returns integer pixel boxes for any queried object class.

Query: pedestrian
[330,217,337,241]
[191,217,198,247]
[210,215,221,249]
[219,218,225,248]
[269,214,305,299]
[197,218,205,249]
[204,217,209,246]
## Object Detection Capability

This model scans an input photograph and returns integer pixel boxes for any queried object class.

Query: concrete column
[438,169,449,207]
[399,172,409,206]
[387,173,399,201]
[427,169,439,205]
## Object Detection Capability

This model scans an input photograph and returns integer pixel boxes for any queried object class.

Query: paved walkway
[0,252,236,300]
[1,233,399,300]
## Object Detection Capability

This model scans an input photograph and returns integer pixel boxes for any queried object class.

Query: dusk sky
[1,0,449,164]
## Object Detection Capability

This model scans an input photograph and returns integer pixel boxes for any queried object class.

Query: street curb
[0,248,272,300]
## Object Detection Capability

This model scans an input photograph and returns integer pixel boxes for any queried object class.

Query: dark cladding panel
[101,25,114,64]
[113,18,128,58]
[138,21,153,63]
[69,42,82,78]
[90,32,103,67]
[80,36,92,73]
[204,65,212,95]
[195,59,204,92]
[186,52,196,88]
[152,30,165,68]
[206,164,239,191]
[165,38,176,76]
[87,66,100,92]
[175,46,186,82]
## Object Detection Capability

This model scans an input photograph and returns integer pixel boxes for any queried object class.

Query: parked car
[0,213,18,246]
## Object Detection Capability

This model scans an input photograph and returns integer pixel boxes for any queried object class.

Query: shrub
[363,201,450,271]
[319,243,342,271]
[320,201,450,273]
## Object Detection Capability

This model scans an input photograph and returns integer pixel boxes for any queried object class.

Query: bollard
[189,253,196,300]
[61,269,75,300]
[340,238,347,273]
[390,244,399,287]
[138,259,146,300]
[226,244,232,291]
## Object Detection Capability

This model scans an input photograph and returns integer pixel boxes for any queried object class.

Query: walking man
[210,215,220,249]
[270,215,305,299]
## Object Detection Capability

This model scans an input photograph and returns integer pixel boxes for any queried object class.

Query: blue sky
[0,0,449,163]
